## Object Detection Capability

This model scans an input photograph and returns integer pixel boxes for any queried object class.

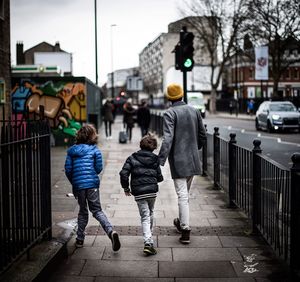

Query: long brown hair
[76,124,98,145]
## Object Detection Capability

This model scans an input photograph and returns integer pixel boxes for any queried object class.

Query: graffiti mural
[11,79,85,137]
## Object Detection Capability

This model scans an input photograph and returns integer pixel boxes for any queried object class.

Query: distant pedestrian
[235,99,239,117]
[102,99,114,139]
[229,100,234,115]
[119,134,163,255]
[158,84,207,244]
[123,102,136,141]
[65,124,121,251]
[137,100,151,137]
[247,99,254,116]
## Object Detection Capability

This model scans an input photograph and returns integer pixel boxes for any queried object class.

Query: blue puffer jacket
[65,144,103,190]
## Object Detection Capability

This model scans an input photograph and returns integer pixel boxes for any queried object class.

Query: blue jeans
[75,188,113,241]
[136,198,156,245]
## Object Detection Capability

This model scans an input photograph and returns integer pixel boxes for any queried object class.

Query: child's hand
[125,191,131,196]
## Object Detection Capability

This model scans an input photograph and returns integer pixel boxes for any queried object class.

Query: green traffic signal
[184,58,193,68]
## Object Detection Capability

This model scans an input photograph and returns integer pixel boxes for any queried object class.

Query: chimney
[16,41,25,65]
[54,41,60,52]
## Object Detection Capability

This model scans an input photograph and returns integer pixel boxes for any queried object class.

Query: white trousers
[173,176,193,230]
[136,198,156,245]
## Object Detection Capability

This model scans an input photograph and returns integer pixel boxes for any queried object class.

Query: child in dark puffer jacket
[119,134,163,255]
[65,124,120,251]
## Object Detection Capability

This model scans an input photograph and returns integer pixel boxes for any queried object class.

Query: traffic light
[174,43,182,70]
[180,29,194,71]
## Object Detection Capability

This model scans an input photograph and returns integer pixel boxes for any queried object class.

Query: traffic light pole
[183,70,187,103]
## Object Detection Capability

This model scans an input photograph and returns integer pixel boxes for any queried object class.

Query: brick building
[0,0,11,119]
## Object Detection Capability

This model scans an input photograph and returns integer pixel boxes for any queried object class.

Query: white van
[187,92,206,118]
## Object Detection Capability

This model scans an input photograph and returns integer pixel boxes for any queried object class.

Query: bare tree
[180,0,249,113]
[243,0,300,97]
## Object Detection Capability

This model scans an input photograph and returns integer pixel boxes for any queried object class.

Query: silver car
[255,101,300,132]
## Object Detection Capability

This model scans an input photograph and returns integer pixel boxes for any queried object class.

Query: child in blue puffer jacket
[65,124,120,251]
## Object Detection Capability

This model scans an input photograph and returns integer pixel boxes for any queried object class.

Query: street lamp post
[110,24,117,98]
[94,0,98,85]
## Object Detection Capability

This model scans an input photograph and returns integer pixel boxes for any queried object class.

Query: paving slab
[159,261,236,278]
[48,275,95,282]
[103,247,172,261]
[95,278,174,282]
[71,246,105,260]
[157,235,221,248]
[176,279,255,282]
[172,247,243,261]
[94,235,158,247]
[219,236,266,247]
[81,260,158,277]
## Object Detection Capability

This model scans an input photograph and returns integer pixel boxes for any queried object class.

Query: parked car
[255,101,300,132]
[187,92,206,118]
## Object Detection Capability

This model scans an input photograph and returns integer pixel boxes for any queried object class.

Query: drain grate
[85,225,252,236]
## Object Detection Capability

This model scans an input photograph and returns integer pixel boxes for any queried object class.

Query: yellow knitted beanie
[166,84,183,101]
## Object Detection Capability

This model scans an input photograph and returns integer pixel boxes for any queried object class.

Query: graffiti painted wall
[11,78,86,137]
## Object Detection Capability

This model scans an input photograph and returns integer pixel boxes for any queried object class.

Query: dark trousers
[140,126,149,137]
[126,126,132,141]
[104,120,112,137]
[76,188,113,240]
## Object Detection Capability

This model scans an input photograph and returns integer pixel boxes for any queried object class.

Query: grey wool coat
[158,101,207,179]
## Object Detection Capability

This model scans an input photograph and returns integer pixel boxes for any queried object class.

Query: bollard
[290,153,300,277]
[213,127,220,189]
[228,133,237,208]
[202,124,208,176]
[252,139,262,233]
[159,112,163,137]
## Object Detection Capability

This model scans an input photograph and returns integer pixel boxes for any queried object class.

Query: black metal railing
[149,111,300,277]
[0,116,52,273]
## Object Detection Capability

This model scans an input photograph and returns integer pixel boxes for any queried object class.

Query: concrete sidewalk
[47,116,289,281]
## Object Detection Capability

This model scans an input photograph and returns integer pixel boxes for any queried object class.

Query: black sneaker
[179,229,191,244]
[143,244,157,256]
[173,218,182,233]
[110,231,121,251]
[75,239,84,248]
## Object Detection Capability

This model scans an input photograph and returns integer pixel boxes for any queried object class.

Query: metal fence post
[252,139,262,233]
[202,124,208,176]
[290,153,300,277]
[159,112,163,137]
[213,127,220,189]
[228,133,237,208]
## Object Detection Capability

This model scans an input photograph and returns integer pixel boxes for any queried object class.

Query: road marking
[277,138,281,143]
[278,140,300,147]
[241,129,245,133]
[257,133,261,137]
[228,126,232,130]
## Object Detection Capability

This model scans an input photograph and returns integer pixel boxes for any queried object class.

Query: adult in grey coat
[158,83,207,244]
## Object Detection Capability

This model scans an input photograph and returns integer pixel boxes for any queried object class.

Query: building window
[249,68,254,80]
[285,69,290,80]
[0,0,4,20]
[293,68,299,80]
[0,79,5,104]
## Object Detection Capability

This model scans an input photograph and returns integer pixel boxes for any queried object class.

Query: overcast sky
[10,0,184,86]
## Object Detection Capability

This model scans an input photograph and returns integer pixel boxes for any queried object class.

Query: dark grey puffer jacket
[119,150,163,200]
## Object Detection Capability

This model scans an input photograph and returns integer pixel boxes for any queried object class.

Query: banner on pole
[255,46,269,80]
